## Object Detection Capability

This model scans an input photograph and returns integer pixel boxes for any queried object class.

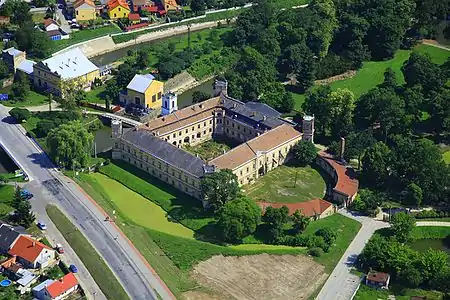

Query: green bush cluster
[33,111,80,138]
[9,107,30,123]
[411,210,450,219]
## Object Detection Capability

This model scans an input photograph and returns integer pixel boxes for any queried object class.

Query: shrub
[35,119,57,138]
[306,235,327,251]
[9,108,30,122]
[308,247,324,257]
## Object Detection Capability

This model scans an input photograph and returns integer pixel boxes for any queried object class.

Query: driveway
[316,209,389,300]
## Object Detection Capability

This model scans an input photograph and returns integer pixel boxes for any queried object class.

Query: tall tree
[217,196,261,242]
[390,212,416,243]
[201,169,239,212]
[47,121,94,168]
[402,52,443,93]
[419,249,449,284]
[327,88,355,137]
[308,0,338,58]
[262,206,290,241]
[362,142,391,188]
[302,85,332,136]
[403,183,423,207]
[292,140,317,166]
[292,210,310,233]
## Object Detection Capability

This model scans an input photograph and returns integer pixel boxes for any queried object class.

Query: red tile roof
[73,0,95,8]
[108,0,129,10]
[46,273,78,298]
[367,271,390,283]
[258,199,333,217]
[8,236,53,263]
[125,22,149,31]
[43,18,57,28]
[319,152,359,198]
[128,13,140,21]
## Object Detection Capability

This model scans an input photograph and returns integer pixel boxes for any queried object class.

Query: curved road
[0,105,174,300]
[316,210,450,300]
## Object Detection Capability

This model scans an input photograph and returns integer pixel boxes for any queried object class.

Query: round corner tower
[302,115,315,143]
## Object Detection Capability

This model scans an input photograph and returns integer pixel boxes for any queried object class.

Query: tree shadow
[1,116,17,124]
[27,152,54,169]
[345,254,359,267]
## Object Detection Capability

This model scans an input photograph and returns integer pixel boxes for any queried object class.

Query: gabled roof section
[2,47,23,57]
[8,236,53,263]
[127,74,155,93]
[0,225,21,251]
[128,13,140,21]
[108,0,130,10]
[37,48,99,80]
[121,128,206,177]
[46,273,78,298]
[74,0,96,8]
[258,199,333,217]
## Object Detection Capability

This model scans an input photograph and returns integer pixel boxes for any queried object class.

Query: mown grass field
[244,164,326,203]
[72,160,361,296]
[291,44,450,111]
[46,205,130,300]
[1,90,48,107]
[0,185,14,219]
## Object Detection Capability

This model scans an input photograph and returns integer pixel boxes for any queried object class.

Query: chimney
[32,241,35,247]
[262,116,266,121]
[340,137,345,160]
[199,103,203,109]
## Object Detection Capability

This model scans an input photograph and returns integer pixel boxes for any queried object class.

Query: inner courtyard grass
[182,138,237,161]
[289,44,450,110]
[243,164,326,203]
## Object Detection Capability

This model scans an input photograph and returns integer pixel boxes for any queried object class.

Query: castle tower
[111,119,123,160]
[302,115,315,143]
[213,79,228,97]
[161,92,178,116]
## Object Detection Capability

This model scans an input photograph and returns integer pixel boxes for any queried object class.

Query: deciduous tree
[390,212,416,243]
[292,140,317,166]
[201,169,239,212]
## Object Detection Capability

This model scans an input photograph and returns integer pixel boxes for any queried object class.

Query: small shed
[365,271,390,289]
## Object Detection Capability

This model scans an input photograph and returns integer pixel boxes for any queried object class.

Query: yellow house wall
[144,81,164,109]
[108,6,129,19]
[75,7,96,21]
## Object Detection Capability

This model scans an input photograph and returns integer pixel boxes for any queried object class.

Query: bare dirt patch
[192,254,328,300]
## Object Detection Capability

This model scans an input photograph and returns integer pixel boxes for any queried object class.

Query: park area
[71,160,360,298]
[291,44,450,111]
[243,164,326,203]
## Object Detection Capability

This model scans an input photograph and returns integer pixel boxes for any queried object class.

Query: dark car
[21,189,33,200]
[69,264,78,273]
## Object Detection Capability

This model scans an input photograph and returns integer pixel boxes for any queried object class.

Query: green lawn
[183,138,236,161]
[355,284,444,300]
[277,0,309,8]
[290,44,450,110]
[52,25,122,53]
[85,85,106,104]
[46,205,130,300]
[2,90,48,107]
[244,164,326,203]
[410,226,450,240]
[443,150,450,165]
[80,173,195,238]
[0,185,14,219]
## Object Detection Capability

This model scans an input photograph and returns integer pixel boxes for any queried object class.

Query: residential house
[123,74,164,110]
[73,0,97,22]
[43,19,60,32]
[0,225,23,253]
[1,47,36,76]
[163,0,178,11]
[366,271,390,289]
[33,47,100,97]
[32,279,55,299]
[108,0,130,19]
[128,13,140,24]
[42,273,79,300]
[8,236,56,269]
[0,16,10,25]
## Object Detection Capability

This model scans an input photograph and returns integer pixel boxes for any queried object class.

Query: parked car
[69,264,78,273]
[21,189,33,200]
[55,243,64,254]
[37,222,47,230]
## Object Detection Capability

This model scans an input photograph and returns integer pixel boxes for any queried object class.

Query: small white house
[8,236,56,269]
[44,19,60,32]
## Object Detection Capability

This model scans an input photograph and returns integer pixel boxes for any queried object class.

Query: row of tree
[359,213,450,293]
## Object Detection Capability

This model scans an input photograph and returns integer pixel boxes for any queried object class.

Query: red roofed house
[108,0,130,19]
[43,273,79,300]
[366,271,390,289]
[316,151,359,208]
[8,236,55,269]
[128,13,141,24]
[259,199,335,219]
[43,19,60,32]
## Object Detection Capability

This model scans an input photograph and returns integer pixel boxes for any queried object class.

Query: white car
[37,222,47,230]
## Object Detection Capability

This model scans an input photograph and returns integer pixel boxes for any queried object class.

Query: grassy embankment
[51,24,122,53]
[72,161,361,296]
[0,185,14,219]
[291,44,450,111]
[46,205,130,300]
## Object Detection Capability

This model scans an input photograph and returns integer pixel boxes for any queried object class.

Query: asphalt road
[316,210,389,300]
[0,105,173,300]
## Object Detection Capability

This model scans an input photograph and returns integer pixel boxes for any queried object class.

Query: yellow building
[107,0,130,19]
[33,48,100,97]
[73,0,97,22]
[163,0,179,11]
[125,74,164,110]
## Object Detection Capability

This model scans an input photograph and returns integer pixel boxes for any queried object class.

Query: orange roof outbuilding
[8,236,52,263]
[319,152,359,198]
[258,199,333,217]
[46,273,79,298]
[128,13,140,21]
